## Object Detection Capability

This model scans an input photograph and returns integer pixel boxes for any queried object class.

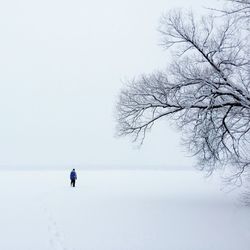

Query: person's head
[73,169,75,171]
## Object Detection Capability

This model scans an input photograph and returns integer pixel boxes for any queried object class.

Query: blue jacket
[70,170,77,180]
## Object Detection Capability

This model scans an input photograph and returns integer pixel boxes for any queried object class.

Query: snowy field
[0,170,250,250]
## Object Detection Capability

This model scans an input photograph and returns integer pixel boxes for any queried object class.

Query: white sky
[0,0,221,169]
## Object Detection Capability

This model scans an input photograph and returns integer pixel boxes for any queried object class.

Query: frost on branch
[116,8,250,180]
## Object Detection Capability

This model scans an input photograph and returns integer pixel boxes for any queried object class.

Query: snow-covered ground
[0,170,249,250]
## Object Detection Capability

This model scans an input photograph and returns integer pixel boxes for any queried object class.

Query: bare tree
[116,4,250,184]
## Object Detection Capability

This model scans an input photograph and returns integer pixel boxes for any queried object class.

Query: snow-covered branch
[116,1,250,187]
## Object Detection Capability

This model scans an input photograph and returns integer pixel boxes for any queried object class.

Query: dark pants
[71,179,76,187]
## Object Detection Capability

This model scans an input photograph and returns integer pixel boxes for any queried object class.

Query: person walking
[70,169,77,187]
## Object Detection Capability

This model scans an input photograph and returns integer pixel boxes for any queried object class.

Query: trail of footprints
[43,207,72,250]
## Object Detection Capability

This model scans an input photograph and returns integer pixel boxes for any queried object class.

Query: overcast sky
[0,0,221,169]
